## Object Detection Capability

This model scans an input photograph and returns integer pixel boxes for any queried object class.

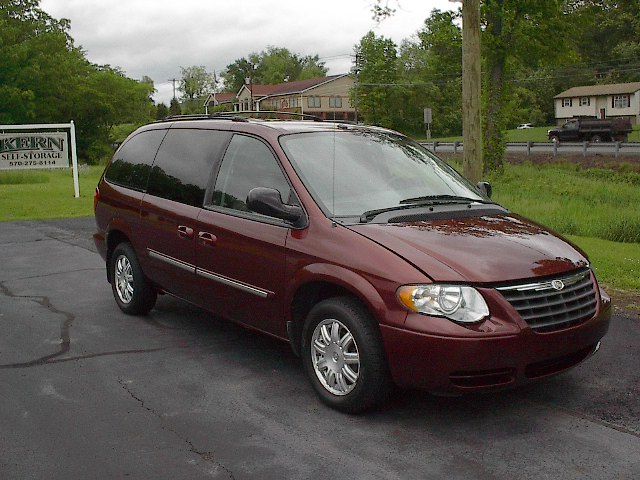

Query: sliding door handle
[198,231,217,245]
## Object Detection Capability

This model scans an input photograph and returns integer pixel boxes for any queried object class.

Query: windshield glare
[279,130,484,217]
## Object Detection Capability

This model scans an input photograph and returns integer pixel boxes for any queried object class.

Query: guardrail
[419,141,639,157]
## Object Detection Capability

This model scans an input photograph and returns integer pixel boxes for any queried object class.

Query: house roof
[212,92,235,103]
[203,91,236,106]
[238,74,349,99]
[554,82,640,98]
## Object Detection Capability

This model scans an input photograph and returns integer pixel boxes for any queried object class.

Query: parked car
[548,117,632,143]
[516,123,533,129]
[94,115,611,413]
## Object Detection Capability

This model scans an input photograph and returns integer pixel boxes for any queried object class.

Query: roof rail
[211,111,324,122]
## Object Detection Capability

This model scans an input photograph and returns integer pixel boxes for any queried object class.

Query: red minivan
[94,116,611,412]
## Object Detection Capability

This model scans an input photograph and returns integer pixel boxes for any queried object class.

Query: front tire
[301,297,391,413]
[110,242,157,315]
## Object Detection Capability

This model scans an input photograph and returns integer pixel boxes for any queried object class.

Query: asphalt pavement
[0,217,638,479]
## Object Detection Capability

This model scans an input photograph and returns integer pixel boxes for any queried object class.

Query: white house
[554,81,640,125]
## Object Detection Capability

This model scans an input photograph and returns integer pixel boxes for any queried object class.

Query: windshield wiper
[359,195,496,223]
[399,195,493,205]
[359,204,420,223]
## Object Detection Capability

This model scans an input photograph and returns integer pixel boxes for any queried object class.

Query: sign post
[0,122,80,198]
[423,107,432,140]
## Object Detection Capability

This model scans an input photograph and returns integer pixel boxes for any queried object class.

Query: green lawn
[426,124,640,143]
[0,163,638,292]
[0,166,103,222]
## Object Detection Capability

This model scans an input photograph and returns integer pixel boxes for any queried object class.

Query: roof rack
[212,111,324,122]
[158,114,248,123]
[157,111,324,123]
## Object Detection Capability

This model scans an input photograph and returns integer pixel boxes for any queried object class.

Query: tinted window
[147,129,230,207]
[104,129,166,190]
[212,135,291,213]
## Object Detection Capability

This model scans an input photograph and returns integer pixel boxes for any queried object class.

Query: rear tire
[550,135,559,144]
[110,242,157,315]
[301,296,392,413]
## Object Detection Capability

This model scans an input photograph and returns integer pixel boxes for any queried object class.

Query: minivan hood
[348,214,588,283]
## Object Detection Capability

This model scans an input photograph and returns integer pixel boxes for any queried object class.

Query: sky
[40,0,454,105]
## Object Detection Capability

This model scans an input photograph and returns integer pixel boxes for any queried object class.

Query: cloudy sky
[40,0,453,105]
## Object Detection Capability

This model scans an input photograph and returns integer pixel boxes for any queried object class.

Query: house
[233,74,356,120]
[203,92,236,113]
[554,81,640,125]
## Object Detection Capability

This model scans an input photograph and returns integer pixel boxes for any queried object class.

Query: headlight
[397,284,489,323]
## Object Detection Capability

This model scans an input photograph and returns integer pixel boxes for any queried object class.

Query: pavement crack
[117,378,235,479]
[0,280,73,368]
[2,267,103,283]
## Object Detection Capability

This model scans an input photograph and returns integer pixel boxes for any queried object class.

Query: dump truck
[548,117,632,143]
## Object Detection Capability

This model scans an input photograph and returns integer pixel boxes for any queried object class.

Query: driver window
[211,135,292,213]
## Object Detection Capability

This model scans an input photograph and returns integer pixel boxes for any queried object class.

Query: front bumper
[380,294,611,394]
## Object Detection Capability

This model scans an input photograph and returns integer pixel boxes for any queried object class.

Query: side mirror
[247,187,305,227]
[477,181,492,198]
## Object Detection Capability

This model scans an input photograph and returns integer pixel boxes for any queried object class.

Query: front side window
[104,129,167,191]
[280,130,483,218]
[613,95,630,108]
[147,129,230,207]
[580,97,590,106]
[212,135,292,214]
[562,98,572,107]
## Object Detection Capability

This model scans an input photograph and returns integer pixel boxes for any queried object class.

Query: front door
[195,134,295,337]
[600,108,606,119]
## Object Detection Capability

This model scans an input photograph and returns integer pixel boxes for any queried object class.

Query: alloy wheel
[114,254,134,304]
[311,318,360,395]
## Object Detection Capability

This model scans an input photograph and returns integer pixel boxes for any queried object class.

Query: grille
[497,269,597,332]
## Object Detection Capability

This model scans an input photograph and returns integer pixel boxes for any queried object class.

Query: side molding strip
[196,268,271,298]
[148,249,196,273]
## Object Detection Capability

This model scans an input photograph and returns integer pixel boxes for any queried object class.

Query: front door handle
[198,231,217,246]
[177,225,194,239]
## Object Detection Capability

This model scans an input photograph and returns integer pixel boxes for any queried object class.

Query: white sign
[423,107,432,125]
[0,122,80,198]
[0,132,69,170]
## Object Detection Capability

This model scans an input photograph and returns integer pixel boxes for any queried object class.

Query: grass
[565,235,640,291]
[426,124,640,143]
[488,163,640,243]
[0,166,103,222]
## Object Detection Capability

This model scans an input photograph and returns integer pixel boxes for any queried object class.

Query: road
[0,218,638,479]
[420,141,640,155]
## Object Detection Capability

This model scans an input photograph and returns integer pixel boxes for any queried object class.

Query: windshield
[279,130,485,217]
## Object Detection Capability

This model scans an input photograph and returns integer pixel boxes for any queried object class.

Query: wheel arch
[105,228,132,283]
[286,264,389,356]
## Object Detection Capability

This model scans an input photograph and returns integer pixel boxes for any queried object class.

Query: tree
[178,65,214,101]
[351,31,399,129]
[156,102,169,120]
[397,10,463,136]
[221,47,327,93]
[169,97,181,116]
[0,0,155,162]
[481,0,569,173]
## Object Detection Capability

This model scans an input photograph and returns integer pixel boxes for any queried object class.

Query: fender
[286,262,405,328]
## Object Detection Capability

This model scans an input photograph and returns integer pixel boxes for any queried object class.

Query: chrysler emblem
[551,279,565,291]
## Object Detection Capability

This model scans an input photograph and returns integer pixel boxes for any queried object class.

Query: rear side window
[147,129,230,207]
[211,135,292,212]
[104,129,166,191]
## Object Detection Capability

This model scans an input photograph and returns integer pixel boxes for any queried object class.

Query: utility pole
[461,0,483,182]
[168,78,178,100]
